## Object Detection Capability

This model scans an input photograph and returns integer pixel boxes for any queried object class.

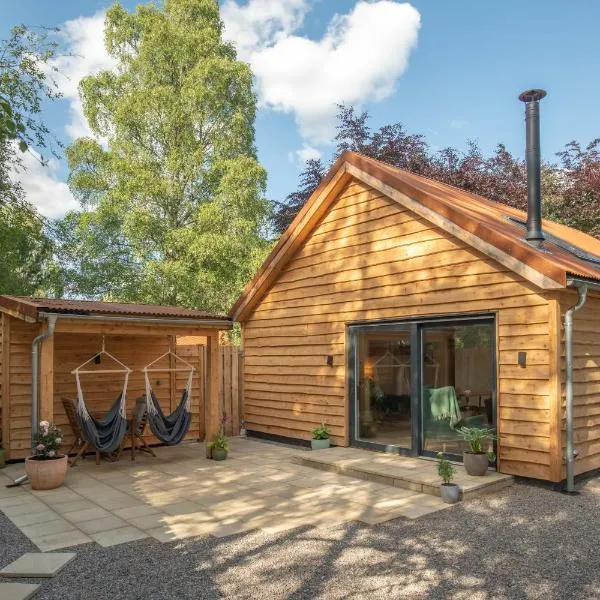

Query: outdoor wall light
[326,355,334,367]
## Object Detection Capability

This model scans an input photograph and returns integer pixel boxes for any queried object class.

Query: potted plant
[457,426,498,476]
[311,423,330,449]
[207,414,228,460]
[25,421,67,490]
[437,452,460,504]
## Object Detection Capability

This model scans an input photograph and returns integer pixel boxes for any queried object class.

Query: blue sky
[3,0,600,217]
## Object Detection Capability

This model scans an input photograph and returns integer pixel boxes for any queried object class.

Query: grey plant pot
[212,448,228,461]
[463,451,489,476]
[311,438,330,450]
[440,483,460,504]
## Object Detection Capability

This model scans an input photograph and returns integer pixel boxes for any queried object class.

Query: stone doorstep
[293,454,513,500]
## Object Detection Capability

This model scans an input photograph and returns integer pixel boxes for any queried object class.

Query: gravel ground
[2,479,600,600]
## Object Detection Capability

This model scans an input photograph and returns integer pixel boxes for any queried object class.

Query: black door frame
[347,313,497,459]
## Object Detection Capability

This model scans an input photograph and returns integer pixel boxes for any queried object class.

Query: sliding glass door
[348,316,496,460]
[420,322,495,457]
[355,327,413,450]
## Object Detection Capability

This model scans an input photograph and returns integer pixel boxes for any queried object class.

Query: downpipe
[7,314,58,487]
[564,285,588,493]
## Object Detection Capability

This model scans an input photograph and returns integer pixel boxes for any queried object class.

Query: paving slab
[0,583,40,600]
[32,530,92,553]
[0,552,76,578]
[90,526,148,547]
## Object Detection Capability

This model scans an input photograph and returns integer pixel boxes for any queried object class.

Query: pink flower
[55,438,62,444]
[36,444,45,451]
[48,450,56,458]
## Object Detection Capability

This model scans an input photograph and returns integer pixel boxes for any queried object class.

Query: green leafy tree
[57,0,272,311]
[0,25,61,294]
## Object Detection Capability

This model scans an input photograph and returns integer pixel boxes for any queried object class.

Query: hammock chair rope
[71,339,132,454]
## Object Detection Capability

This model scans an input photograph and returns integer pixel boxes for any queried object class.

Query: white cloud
[10,149,78,219]
[295,143,322,163]
[222,0,309,61]
[49,12,117,139]
[223,1,421,144]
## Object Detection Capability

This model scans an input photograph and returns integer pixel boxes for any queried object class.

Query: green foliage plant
[437,452,456,485]
[311,423,330,440]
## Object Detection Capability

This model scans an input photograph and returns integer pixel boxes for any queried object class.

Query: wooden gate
[175,341,243,440]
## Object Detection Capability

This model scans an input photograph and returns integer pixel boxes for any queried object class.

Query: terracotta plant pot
[311,438,330,450]
[440,483,460,504]
[25,455,68,490]
[212,447,227,461]
[463,451,489,476]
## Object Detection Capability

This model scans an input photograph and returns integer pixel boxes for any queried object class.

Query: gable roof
[231,151,600,322]
[0,296,232,326]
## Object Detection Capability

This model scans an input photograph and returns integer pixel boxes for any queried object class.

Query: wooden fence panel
[175,341,243,440]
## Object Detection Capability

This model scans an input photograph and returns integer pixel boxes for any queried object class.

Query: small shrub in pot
[437,452,460,504]
[310,423,330,450]
[208,414,229,460]
[25,421,67,490]
[457,426,498,476]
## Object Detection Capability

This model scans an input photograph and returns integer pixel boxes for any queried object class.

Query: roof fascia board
[346,163,564,292]
[232,163,352,321]
[0,296,38,322]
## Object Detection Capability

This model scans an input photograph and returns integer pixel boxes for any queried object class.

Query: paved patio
[0,438,505,552]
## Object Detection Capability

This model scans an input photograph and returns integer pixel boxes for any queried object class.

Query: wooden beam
[39,323,54,423]
[1,315,11,459]
[168,336,177,413]
[53,320,225,337]
[205,332,221,457]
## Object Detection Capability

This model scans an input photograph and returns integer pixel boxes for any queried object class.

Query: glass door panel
[421,322,495,456]
[356,328,412,449]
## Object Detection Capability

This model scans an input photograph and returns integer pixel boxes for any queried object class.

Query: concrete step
[292,448,513,500]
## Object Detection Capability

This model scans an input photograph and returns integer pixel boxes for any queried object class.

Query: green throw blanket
[428,386,462,428]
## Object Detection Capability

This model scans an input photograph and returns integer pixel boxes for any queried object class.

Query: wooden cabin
[231,151,600,485]
[0,297,232,460]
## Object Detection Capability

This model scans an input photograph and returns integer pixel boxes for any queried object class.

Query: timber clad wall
[51,334,205,457]
[563,293,600,477]
[242,179,558,480]
[7,318,38,458]
[1,321,243,460]
[3,326,206,460]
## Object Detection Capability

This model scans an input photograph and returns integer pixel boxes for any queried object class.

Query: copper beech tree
[273,105,600,239]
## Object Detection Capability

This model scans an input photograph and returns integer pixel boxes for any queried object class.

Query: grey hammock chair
[72,341,132,455]
[143,350,194,446]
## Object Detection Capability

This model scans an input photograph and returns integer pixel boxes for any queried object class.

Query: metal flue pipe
[519,89,547,247]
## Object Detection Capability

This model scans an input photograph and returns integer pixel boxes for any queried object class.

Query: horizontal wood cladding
[4,321,205,459]
[242,179,554,476]
[560,292,600,477]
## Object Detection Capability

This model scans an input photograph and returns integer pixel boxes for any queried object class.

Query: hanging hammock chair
[71,341,132,454]
[143,350,194,445]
